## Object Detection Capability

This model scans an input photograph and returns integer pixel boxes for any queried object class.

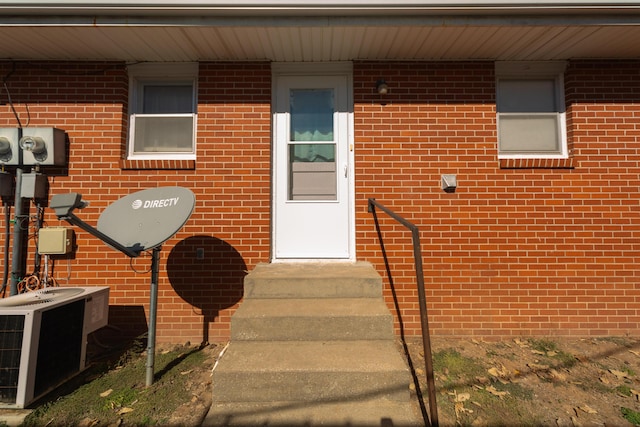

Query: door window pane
[290,89,334,141]
[290,143,335,163]
[288,89,337,200]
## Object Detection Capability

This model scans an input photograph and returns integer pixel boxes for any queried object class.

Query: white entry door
[272,64,354,260]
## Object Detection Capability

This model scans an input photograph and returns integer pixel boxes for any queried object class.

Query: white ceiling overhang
[1,1,640,62]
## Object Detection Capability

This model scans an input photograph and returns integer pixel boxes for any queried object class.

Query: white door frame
[271,62,355,262]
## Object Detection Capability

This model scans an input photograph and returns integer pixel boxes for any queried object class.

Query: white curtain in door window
[290,89,333,140]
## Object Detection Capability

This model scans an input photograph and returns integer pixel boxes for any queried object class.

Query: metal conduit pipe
[1,202,10,296]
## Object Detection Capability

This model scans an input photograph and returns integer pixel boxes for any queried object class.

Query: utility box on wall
[38,227,74,255]
[21,172,48,200]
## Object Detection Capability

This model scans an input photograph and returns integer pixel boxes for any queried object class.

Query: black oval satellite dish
[97,186,195,252]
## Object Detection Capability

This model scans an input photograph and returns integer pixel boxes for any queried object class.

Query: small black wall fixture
[376,79,389,95]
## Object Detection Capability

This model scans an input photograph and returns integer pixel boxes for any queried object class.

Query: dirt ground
[407,336,640,427]
[164,343,219,427]
[174,337,640,427]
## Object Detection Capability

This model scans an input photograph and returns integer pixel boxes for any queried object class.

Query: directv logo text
[131,197,180,210]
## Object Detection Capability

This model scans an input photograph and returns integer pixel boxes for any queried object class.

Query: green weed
[621,407,640,425]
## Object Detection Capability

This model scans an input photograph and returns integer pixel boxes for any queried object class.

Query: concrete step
[231,298,395,341]
[203,399,423,426]
[244,262,383,299]
[212,340,412,403]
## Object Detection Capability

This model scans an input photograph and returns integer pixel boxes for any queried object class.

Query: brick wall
[0,59,638,344]
[355,60,640,338]
[0,61,272,344]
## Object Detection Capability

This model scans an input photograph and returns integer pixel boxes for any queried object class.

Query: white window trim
[127,62,198,161]
[496,61,568,160]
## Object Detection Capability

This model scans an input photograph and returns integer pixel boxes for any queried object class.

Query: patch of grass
[528,338,576,367]
[22,344,208,427]
[616,384,633,397]
[621,366,637,377]
[529,338,559,353]
[433,349,485,386]
[499,381,534,401]
[622,407,640,425]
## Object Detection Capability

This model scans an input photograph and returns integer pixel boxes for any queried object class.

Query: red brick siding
[355,60,640,338]
[1,59,638,343]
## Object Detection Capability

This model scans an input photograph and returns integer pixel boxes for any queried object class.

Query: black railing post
[368,198,439,427]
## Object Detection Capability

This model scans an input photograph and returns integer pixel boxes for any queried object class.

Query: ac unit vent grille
[34,300,84,397]
[0,315,25,404]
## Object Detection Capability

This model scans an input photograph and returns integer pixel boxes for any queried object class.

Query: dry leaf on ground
[485,386,509,398]
[609,369,630,380]
[455,392,471,402]
[577,405,598,414]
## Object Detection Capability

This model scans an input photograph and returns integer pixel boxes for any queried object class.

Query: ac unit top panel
[0,287,109,315]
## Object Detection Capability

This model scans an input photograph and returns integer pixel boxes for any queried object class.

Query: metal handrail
[368,198,439,427]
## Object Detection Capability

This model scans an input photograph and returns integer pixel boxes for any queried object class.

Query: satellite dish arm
[50,193,141,258]
[63,212,141,258]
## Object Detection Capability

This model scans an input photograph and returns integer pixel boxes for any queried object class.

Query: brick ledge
[499,158,575,169]
[120,159,196,170]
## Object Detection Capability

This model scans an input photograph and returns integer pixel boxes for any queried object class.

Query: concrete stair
[203,262,423,427]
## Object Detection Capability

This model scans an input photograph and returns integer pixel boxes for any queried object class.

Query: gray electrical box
[0,172,12,198]
[38,227,74,255]
[21,173,48,200]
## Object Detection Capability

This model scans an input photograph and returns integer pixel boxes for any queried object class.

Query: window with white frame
[496,61,568,158]
[127,62,198,160]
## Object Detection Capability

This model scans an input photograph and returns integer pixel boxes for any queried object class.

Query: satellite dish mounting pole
[146,246,161,387]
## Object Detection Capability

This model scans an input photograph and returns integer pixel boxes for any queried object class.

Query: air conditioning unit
[0,286,109,408]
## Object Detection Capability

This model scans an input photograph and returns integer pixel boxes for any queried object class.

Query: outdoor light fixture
[376,79,389,95]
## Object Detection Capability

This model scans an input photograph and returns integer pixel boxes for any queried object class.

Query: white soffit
[0,2,639,61]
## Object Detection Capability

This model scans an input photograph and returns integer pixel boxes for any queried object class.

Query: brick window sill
[499,158,575,169]
[120,159,196,170]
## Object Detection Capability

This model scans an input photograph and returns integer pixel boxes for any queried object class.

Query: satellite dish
[97,187,195,252]
[50,186,196,387]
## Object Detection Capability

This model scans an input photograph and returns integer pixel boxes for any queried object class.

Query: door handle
[343,164,348,178]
